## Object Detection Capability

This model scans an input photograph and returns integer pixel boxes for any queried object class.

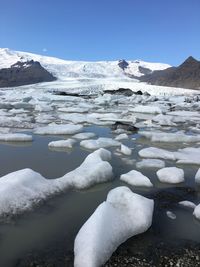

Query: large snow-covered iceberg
[74,186,154,267]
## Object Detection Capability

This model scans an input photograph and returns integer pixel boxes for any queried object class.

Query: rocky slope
[0,60,56,87]
[140,56,200,90]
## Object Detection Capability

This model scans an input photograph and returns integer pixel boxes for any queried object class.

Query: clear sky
[0,0,199,65]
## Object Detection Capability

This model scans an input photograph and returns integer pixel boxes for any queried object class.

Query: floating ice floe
[0,148,112,216]
[157,167,184,184]
[74,186,154,267]
[139,146,200,165]
[166,211,176,220]
[152,114,177,126]
[175,147,200,165]
[195,169,200,184]
[178,201,196,210]
[80,137,121,150]
[115,133,129,141]
[193,204,200,220]
[136,159,165,169]
[59,113,99,125]
[120,170,153,187]
[139,147,176,161]
[131,105,162,114]
[139,131,200,143]
[0,133,32,142]
[58,107,90,113]
[72,132,96,140]
[118,144,132,156]
[166,111,200,122]
[34,124,83,135]
[48,139,76,149]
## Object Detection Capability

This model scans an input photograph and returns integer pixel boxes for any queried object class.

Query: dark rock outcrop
[111,121,139,133]
[118,60,129,70]
[0,60,56,87]
[140,56,200,89]
[138,66,152,75]
[104,88,149,96]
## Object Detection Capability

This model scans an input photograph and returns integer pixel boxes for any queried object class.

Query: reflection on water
[0,125,200,266]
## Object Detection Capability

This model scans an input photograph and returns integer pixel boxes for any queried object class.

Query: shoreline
[16,237,200,267]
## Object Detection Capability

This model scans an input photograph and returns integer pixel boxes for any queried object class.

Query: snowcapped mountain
[0,48,170,81]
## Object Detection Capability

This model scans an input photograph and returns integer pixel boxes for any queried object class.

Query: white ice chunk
[73,132,96,140]
[80,137,121,150]
[115,133,129,141]
[34,124,83,135]
[195,168,200,184]
[140,131,200,143]
[179,201,196,210]
[48,139,76,148]
[0,133,32,142]
[136,159,165,169]
[157,167,184,184]
[152,114,176,126]
[0,148,112,216]
[74,186,154,267]
[139,147,176,160]
[193,204,200,220]
[166,211,176,220]
[131,105,162,114]
[120,170,153,187]
[119,144,132,156]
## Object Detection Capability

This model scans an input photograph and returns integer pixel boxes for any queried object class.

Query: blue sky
[0,0,199,65]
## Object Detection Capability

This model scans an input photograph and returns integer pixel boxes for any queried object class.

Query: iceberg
[74,186,154,267]
[80,137,121,150]
[34,124,83,135]
[120,170,153,187]
[157,167,184,184]
[0,148,112,217]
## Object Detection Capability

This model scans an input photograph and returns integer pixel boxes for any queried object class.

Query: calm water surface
[0,126,200,266]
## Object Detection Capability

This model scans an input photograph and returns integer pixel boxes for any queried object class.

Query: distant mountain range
[0,48,199,90]
[139,56,200,90]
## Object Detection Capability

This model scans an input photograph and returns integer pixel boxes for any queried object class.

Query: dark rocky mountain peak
[140,56,200,90]
[182,56,198,65]
[0,60,56,88]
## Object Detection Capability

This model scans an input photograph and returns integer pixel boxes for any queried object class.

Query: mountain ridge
[140,56,200,89]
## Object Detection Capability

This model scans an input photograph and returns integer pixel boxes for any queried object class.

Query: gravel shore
[16,238,200,267]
